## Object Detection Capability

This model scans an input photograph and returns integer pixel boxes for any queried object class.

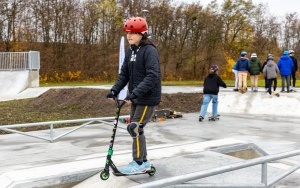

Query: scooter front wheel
[100,170,110,180]
[148,166,156,176]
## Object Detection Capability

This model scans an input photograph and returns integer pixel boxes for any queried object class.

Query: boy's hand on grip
[107,90,117,100]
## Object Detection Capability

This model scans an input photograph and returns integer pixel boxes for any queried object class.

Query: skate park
[0,83,300,187]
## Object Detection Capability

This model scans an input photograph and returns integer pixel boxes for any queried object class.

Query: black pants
[290,71,296,87]
[264,76,268,88]
[267,78,277,95]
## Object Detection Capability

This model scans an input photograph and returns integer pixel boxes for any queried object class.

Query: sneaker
[233,88,238,91]
[119,161,146,174]
[199,116,204,122]
[143,160,151,171]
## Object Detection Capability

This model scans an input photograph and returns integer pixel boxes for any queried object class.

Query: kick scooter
[100,99,156,180]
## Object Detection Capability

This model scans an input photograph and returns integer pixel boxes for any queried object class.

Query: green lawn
[40,79,298,87]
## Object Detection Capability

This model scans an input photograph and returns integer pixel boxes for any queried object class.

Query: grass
[40,79,298,87]
[40,81,112,87]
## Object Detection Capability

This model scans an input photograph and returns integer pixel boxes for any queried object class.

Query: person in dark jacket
[278,50,294,93]
[263,55,279,95]
[248,53,262,92]
[289,50,298,91]
[236,51,250,93]
[199,65,227,121]
[107,17,161,174]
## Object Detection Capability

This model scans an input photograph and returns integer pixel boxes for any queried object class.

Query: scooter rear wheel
[100,170,110,180]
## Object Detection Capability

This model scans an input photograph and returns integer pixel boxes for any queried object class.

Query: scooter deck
[113,166,156,176]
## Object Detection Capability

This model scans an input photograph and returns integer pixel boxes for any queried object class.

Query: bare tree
[283,12,300,50]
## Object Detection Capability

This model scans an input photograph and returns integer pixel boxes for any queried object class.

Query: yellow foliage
[40,71,82,83]
[222,53,236,79]
[66,71,81,81]
[102,71,108,80]
[164,73,176,81]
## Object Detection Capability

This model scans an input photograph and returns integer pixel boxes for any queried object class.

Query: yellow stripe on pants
[135,106,148,158]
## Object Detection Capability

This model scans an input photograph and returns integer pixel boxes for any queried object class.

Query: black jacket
[112,42,161,106]
[290,56,298,72]
[203,73,227,95]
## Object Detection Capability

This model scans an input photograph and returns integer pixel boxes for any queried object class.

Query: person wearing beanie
[235,51,250,93]
[263,55,279,96]
[277,50,294,93]
[262,54,274,92]
[248,53,262,92]
[199,65,226,122]
[289,50,298,91]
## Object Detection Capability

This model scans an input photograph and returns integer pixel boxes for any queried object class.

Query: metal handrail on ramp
[132,149,300,188]
[0,51,40,70]
[0,115,129,142]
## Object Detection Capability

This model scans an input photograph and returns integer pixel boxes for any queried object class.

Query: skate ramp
[0,71,31,97]
[208,90,300,117]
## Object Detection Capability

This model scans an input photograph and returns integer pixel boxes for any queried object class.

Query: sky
[178,0,300,18]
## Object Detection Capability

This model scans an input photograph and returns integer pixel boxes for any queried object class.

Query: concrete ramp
[0,71,39,98]
[0,71,29,96]
[213,91,300,117]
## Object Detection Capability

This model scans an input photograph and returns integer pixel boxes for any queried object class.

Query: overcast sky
[177,0,299,18]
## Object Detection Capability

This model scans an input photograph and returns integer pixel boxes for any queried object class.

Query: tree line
[0,0,299,82]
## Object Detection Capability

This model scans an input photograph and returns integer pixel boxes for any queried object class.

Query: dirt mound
[30,88,201,117]
[0,88,202,129]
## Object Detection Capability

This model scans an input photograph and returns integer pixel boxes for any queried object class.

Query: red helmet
[123,17,148,33]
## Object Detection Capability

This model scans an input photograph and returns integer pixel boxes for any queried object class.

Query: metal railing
[0,51,40,70]
[0,115,129,142]
[132,150,300,188]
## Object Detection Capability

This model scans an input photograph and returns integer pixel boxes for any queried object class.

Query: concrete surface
[0,86,300,188]
[0,71,30,97]
[0,71,39,98]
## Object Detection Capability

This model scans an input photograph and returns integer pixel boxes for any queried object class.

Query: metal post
[141,9,152,39]
[50,124,54,142]
[142,9,149,19]
[261,162,267,185]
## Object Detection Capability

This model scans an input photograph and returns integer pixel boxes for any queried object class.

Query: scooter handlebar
[115,99,126,108]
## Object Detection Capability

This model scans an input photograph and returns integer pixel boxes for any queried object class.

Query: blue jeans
[199,94,218,118]
[281,75,290,91]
